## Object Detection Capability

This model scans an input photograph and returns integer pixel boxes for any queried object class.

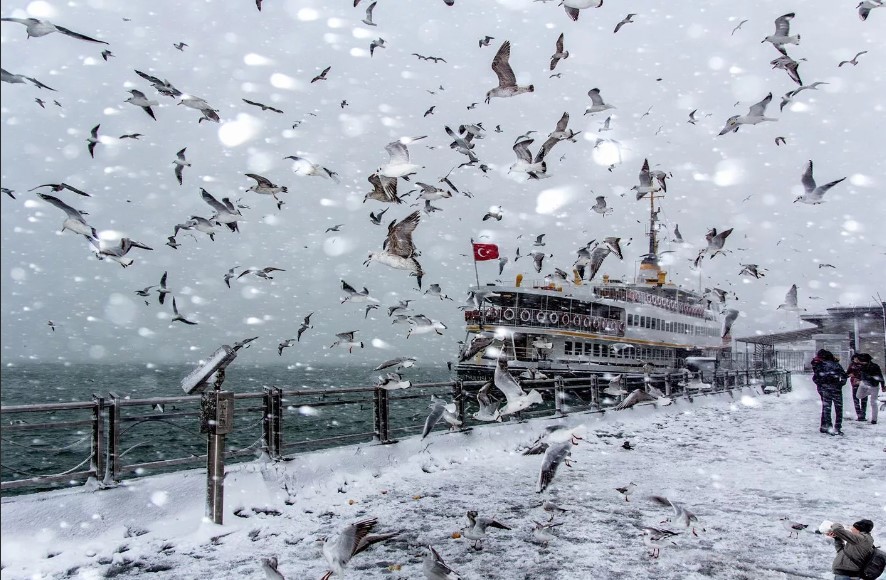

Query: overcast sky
[1,0,884,365]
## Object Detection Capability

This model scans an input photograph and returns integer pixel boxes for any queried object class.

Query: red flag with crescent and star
[472,243,499,261]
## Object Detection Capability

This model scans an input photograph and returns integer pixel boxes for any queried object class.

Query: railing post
[590,375,600,409]
[105,392,120,485]
[452,380,466,427]
[272,387,283,458]
[554,376,566,416]
[90,394,105,484]
[664,375,672,397]
[262,387,282,460]
[201,377,233,525]
[373,387,390,444]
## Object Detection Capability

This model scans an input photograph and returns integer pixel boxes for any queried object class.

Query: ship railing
[464,307,625,335]
[0,368,789,495]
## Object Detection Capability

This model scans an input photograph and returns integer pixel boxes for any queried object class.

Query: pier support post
[452,380,465,425]
[90,394,105,484]
[262,387,283,460]
[105,392,121,485]
[373,387,391,444]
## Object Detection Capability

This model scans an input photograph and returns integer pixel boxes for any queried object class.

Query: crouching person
[826,519,875,580]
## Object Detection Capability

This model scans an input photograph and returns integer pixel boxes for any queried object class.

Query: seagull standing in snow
[794,160,846,204]
[423,545,461,579]
[485,41,534,103]
[616,482,637,502]
[462,511,510,549]
[780,517,809,538]
[642,527,679,558]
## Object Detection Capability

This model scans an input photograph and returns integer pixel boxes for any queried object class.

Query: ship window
[565,341,573,355]
[655,319,661,330]
[627,313,634,326]
[644,317,651,329]
[665,321,672,332]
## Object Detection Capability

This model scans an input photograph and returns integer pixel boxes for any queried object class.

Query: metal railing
[1,368,787,494]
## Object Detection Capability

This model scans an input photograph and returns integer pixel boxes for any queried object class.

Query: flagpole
[470,238,481,289]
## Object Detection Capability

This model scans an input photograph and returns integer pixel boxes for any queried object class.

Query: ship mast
[636,187,665,285]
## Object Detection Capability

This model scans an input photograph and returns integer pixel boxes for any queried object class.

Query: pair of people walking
[812,349,884,435]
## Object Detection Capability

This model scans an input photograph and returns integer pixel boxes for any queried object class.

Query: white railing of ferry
[464,307,626,336]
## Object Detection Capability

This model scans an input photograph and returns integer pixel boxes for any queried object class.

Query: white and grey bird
[387,299,414,317]
[94,237,153,267]
[125,89,159,120]
[613,388,660,410]
[482,205,503,221]
[415,182,452,201]
[546,111,580,143]
[379,140,422,180]
[530,520,563,546]
[549,33,568,70]
[486,40,534,103]
[777,284,804,311]
[369,207,389,225]
[632,158,661,199]
[493,356,543,419]
[562,0,603,21]
[340,280,379,304]
[30,182,91,197]
[365,173,402,204]
[838,50,868,67]
[462,510,510,549]
[473,381,501,422]
[320,517,398,580]
[537,436,580,493]
[771,55,803,85]
[739,264,766,279]
[364,210,424,289]
[243,98,283,114]
[762,12,800,55]
[584,88,615,115]
[375,372,412,390]
[794,160,846,204]
[1,17,108,43]
[1,67,56,90]
[421,396,461,438]
[134,70,181,98]
[406,314,447,338]
[603,374,627,396]
[171,297,197,325]
[201,189,242,231]
[425,283,453,300]
[36,193,97,241]
[261,556,285,580]
[529,250,551,273]
[580,245,612,281]
[284,155,339,182]
[616,482,637,502]
[497,256,509,275]
[361,1,378,25]
[591,195,613,216]
[648,495,700,535]
[329,331,364,353]
[780,517,809,538]
[423,545,461,580]
[718,93,776,135]
[246,174,288,209]
[614,13,637,33]
[704,227,733,259]
[156,271,172,305]
[374,356,417,371]
[458,332,497,362]
[672,224,684,244]
[277,339,297,356]
[173,148,190,184]
[178,94,220,122]
[86,124,101,158]
[369,37,386,57]
[721,309,740,338]
[237,266,285,280]
[642,526,680,559]
[297,312,313,341]
[857,0,884,20]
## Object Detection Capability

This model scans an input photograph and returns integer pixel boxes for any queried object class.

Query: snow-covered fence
[0,368,787,494]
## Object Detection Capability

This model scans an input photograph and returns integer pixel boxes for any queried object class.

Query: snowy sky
[1,377,883,579]
[1,0,885,364]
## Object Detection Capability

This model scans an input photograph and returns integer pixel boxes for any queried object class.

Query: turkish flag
[472,243,499,261]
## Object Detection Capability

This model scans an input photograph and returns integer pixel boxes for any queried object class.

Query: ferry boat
[455,191,731,382]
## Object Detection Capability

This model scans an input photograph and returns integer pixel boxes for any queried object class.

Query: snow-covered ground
[2,375,884,580]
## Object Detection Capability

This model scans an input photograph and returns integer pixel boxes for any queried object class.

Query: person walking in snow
[811,349,849,435]
[825,519,875,580]
[847,352,884,424]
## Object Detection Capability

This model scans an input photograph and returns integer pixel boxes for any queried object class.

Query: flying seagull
[173,148,190,185]
[30,182,91,197]
[171,297,197,325]
[297,312,313,341]
[1,68,56,91]
[364,212,424,288]
[86,124,101,158]
[614,13,637,33]
[838,50,868,67]
[364,173,402,204]
[242,98,284,113]
[94,237,153,267]
[771,55,803,85]
[36,193,97,240]
[479,35,494,47]
[648,495,700,536]
[311,66,331,83]
[320,517,398,580]
[537,436,580,493]
[493,356,543,418]
[562,0,603,22]
[549,33,568,70]
[777,284,805,311]
[486,41,534,103]
[857,0,884,20]
[361,1,378,26]
[762,13,800,56]
[246,174,288,209]
[718,93,775,135]
[1,18,109,43]
[794,160,846,204]
[238,267,285,280]
[584,88,615,115]
[329,331,364,353]
[284,155,340,182]
[423,545,461,580]
[379,140,421,180]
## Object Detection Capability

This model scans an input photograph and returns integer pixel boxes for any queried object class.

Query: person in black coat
[811,349,849,435]
[847,352,885,424]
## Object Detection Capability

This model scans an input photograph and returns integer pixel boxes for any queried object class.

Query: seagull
[485,41,534,103]
[648,495,700,535]
[223,266,240,288]
[546,111,581,142]
[425,283,453,300]
[771,55,803,85]
[261,556,284,580]
[718,93,776,135]
[406,314,446,338]
[173,42,188,51]
[838,50,868,67]
[375,372,412,390]
[672,224,684,243]
[530,520,563,547]
[687,109,699,124]
[173,148,190,184]
[379,141,421,180]
[577,245,611,281]
[497,256,509,275]
[422,396,461,438]
[614,13,637,33]
[482,206,503,221]
[311,66,331,83]
[329,331,364,353]
[157,271,172,305]
[364,173,402,204]
[201,189,242,231]
[537,436,580,493]
[613,388,659,410]
[35,98,46,108]
[509,139,547,180]
[739,264,766,278]
[47,320,56,331]
[134,70,182,98]
[297,312,313,341]
[794,160,846,204]
[458,332,497,362]
[762,13,800,56]
[364,210,424,289]
[1,18,108,43]
[731,19,748,35]
[86,124,101,158]
[857,0,883,20]
[462,510,510,549]
[242,98,284,114]
[238,267,285,280]
[245,174,288,209]
[622,440,635,450]
[178,216,218,241]
[30,182,91,197]
[479,35,495,47]
[178,95,219,122]
[171,297,197,325]
[704,227,733,259]
[584,88,615,115]
[473,381,501,422]
[277,339,297,356]
[632,158,662,199]
[591,196,613,216]
[369,208,389,225]
[320,517,398,580]
[777,284,805,311]
[374,356,417,371]
[423,545,461,580]
[369,37,386,56]
[340,280,379,304]
[1,68,56,90]
[493,357,543,419]
[119,133,143,140]
[387,299,414,317]
[549,33,568,70]
[562,0,603,21]
[284,156,340,182]
[94,237,153,267]
[616,482,637,502]
[780,517,809,539]
[642,527,679,558]
[361,1,378,26]
[134,285,157,298]
[36,194,97,240]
